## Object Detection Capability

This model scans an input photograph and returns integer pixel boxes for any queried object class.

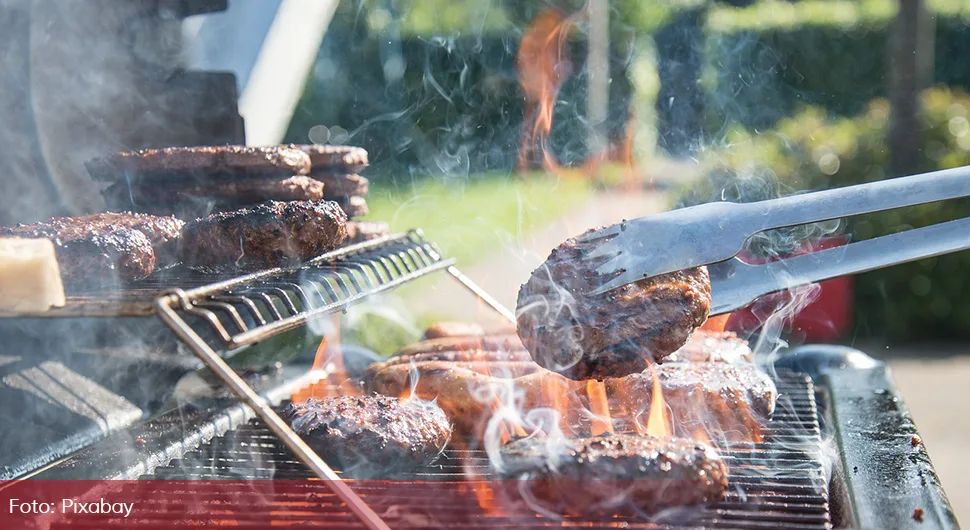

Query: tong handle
[751,165,970,228]
[711,216,970,315]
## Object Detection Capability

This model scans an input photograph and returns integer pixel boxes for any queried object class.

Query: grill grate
[95,372,830,530]
[154,231,454,351]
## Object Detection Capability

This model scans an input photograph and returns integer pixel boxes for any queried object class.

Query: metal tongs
[581,166,970,315]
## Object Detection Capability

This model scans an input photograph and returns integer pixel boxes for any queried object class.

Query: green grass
[361,173,592,267]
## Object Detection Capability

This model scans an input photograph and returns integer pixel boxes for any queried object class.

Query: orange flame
[644,363,671,438]
[516,8,573,174]
[292,314,359,402]
[586,380,614,435]
[700,314,732,333]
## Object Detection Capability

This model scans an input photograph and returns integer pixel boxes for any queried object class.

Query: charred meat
[393,334,525,358]
[86,145,311,182]
[516,228,712,380]
[103,176,326,212]
[55,229,155,289]
[1,212,184,288]
[287,144,369,174]
[665,330,753,364]
[282,394,451,478]
[605,362,777,441]
[333,195,369,218]
[344,221,390,244]
[498,434,727,516]
[366,343,775,442]
[179,200,348,272]
[310,173,370,198]
[422,321,486,340]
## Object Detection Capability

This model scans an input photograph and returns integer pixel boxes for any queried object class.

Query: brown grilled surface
[423,321,487,339]
[345,221,390,244]
[334,195,369,218]
[365,355,777,443]
[103,175,326,209]
[85,145,312,181]
[516,227,712,381]
[287,144,369,173]
[283,394,452,479]
[310,173,370,197]
[179,200,348,272]
[667,330,753,363]
[498,434,728,516]
[0,212,186,289]
[54,229,156,289]
[124,374,828,530]
[393,335,524,357]
[605,363,778,442]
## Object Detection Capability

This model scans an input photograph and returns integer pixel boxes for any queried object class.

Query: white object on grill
[0,237,66,312]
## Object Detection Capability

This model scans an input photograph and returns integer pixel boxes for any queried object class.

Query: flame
[700,314,731,333]
[481,361,529,442]
[644,362,671,438]
[516,8,574,174]
[585,380,614,435]
[693,428,713,446]
[292,314,359,402]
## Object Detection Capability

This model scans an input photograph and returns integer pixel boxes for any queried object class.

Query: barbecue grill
[0,229,958,529]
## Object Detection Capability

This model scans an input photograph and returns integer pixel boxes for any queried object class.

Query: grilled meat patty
[333,195,369,218]
[287,144,369,174]
[423,321,486,340]
[365,349,775,442]
[179,200,348,272]
[1,212,184,288]
[393,334,525,358]
[52,229,155,289]
[104,175,326,208]
[282,394,451,478]
[666,330,753,363]
[310,173,369,198]
[86,145,311,182]
[344,221,389,244]
[516,227,712,380]
[498,434,728,516]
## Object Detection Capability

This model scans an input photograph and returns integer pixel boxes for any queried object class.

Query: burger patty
[287,144,369,174]
[103,175,326,207]
[392,335,525,358]
[53,229,155,289]
[86,145,312,182]
[1,212,184,288]
[516,227,712,380]
[282,394,452,478]
[498,434,728,516]
[605,362,777,440]
[365,353,775,442]
[333,195,368,218]
[666,330,753,363]
[310,173,369,197]
[179,200,348,272]
[344,221,390,244]
[423,321,486,340]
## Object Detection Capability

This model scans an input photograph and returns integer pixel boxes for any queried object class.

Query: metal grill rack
[84,373,828,530]
[148,230,513,529]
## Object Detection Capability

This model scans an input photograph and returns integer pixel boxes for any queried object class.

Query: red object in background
[710,237,853,343]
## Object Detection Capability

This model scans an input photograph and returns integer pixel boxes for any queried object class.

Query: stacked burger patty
[90,145,372,220]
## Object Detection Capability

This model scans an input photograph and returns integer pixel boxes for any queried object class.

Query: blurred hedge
[680,87,970,342]
[706,0,970,130]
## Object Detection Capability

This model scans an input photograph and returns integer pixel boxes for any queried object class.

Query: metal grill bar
[128,373,831,530]
[157,231,454,351]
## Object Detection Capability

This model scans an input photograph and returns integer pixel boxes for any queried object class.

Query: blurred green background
[286,0,970,343]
